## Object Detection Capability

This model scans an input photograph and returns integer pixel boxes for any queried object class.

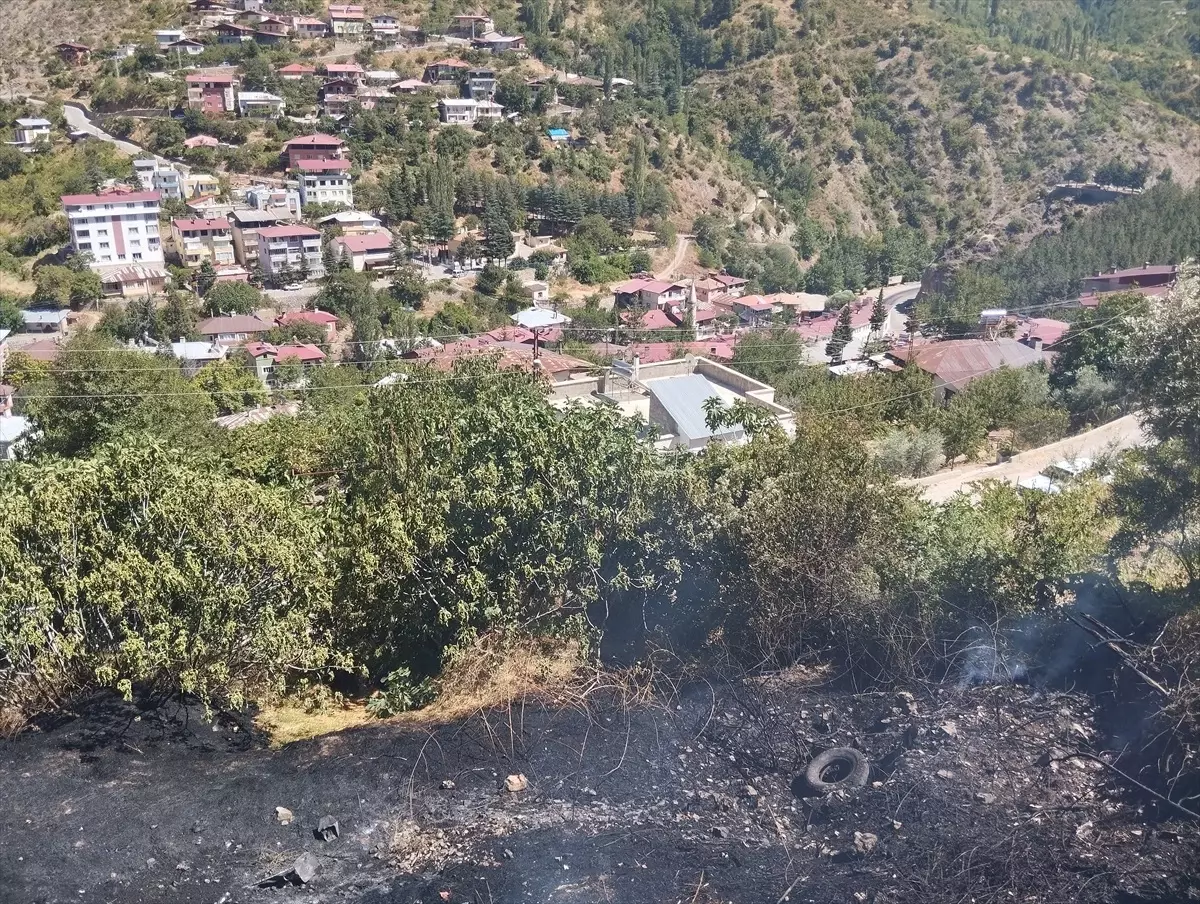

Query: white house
[11,118,51,150]
[61,188,164,269]
[294,158,353,208]
[256,224,325,281]
[332,231,393,272]
[437,97,503,125]
[154,28,186,49]
[237,90,285,117]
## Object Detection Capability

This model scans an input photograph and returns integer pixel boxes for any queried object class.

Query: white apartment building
[61,189,164,269]
[438,97,503,125]
[153,167,184,199]
[294,158,354,208]
[257,224,325,281]
[133,158,159,191]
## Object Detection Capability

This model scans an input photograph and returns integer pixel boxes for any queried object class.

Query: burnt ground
[1,678,1198,904]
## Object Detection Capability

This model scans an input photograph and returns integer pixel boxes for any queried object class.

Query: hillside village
[0,2,1189,471]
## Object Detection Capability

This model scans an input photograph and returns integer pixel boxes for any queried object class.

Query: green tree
[0,441,340,714]
[24,334,217,457]
[158,291,198,342]
[195,259,217,297]
[193,359,268,415]
[732,327,803,383]
[870,288,886,335]
[202,281,262,317]
[482,194,515,264]
[390,262,428,310]
[825,303,854,361]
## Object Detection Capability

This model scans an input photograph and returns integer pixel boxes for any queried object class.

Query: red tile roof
[283,133,346,147]
[1015,317,1070,347]
[325,63,364,73]
[278,309,339,327]
[427,58,470,67]
[198,315,272,335]
[888,338,1046,391]
[172,217,231,231]
[61,189,159,206]
[335,232,392,253]
[186,72,236,84]
[246,342,326,363]
[294,158,352,172]
[411,343,591,376]
[278,63,316,74]
[734,295,773,313]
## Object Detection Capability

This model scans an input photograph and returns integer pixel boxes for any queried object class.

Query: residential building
[243,185,301,215]
[186,71,238,113]
[22,309,71,334]
[230,208,294,268]
[328,4,366,38]
[213,21,257,43]
[166,38,207,56]
[152,166,184,199]
[278,62,316,79]
[450,13,494,37]
[472,31,526,54]
[317,210,382,233]
[613,277,688,309]
[294,158,353,208]
[133,158,158,190]
[437,97,503,124]
[731,295,776,327]
[423,58,470,85]
[169,339,228,375]
[170,217,235,268]
[391,78,430,94]
[61,188,163,269]
[245,341,326,385]
[1081,263,1177,293]
[257,224,325,281]
[0,380,12,417]
[547,128,569,143]
[214,265,250,283]
[99,264,170,298]
[319,77,359,115]
[56,42,92,65]
[324,62,365,81]
[332,231,393,271]
[408,342,593,383]
[237,90,285,117]
[277,309,340,340]
[887,338,1047,401]
[282,133,347,167]
[466,68,496,99]
[363,68,400,85]
[0,408,31,460]
[197,314,272,343]
[291,15,328,38]
[11,118,51,150]
[371,14,400,41]
[154,28,186,48]
[184,172,221,199]
[523,280,550,304]
[254,15,291,42]
[1014,317,1070,351]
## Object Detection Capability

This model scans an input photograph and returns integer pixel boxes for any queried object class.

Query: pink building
[186,72,237,114]
[282,133,347,168]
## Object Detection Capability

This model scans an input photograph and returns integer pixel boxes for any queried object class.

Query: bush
[876,428,946,477]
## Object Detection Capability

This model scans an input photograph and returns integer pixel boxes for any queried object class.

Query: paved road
[55,100,188,172]
[910,414,1148,503]
[803,282,922,365]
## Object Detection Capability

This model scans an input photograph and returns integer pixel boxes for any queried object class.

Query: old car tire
[804,747,870,793]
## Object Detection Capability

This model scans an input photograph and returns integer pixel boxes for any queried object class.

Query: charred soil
[1,679,1197,904]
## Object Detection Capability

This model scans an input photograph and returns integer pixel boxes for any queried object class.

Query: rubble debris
[975,792,996,804]
[440,779,456,790]
[711,826,730,838]
[853,831,878,855]
[803,747,870,794]
[503,774,528,793]
[275,806,294,825]
[257,852,320,888]
[315,816,339,842]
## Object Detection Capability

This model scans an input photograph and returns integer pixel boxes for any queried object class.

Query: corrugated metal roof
[644,373,743,448]
[889,338,1044,390]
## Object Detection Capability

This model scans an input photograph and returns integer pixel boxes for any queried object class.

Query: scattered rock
[504,774,528,793]
[711,826,730,839]
[853,831,878,855]
[502,848,514,860]
[175,862,189,872]
[976,792,997,805]
[315,816,339,842]
[275,806,294,826]
[440,779,456,790]
[292,852,319,884]
[743,784,758,798]
[936,769,955,779]
[939,721,958,737]
[145,858,156,870]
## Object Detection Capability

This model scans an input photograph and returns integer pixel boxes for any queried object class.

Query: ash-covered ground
[1,676,1197,904]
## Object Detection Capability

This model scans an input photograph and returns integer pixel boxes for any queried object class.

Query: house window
[133,252,143,260]
[99,242,110,249]
[77,229,90,237]
[77,242,91,251]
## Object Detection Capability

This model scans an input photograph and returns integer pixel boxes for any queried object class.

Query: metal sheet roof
[644,373,743,448]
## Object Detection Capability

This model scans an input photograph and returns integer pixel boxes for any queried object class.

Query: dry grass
[255,699,374,747]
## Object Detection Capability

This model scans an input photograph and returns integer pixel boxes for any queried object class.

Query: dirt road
[655,234,691,281]
[911,414,1148,503]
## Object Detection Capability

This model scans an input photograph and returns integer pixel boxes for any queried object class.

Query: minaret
[688,279,697,334]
